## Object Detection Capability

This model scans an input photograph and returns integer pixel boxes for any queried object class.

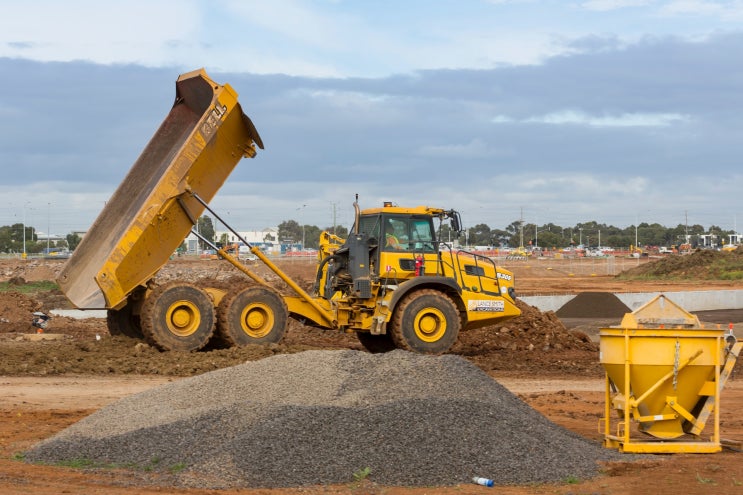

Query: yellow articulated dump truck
[58,69,521,354]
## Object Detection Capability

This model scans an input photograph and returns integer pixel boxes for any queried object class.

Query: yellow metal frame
[599,295,742,454]
[600,330,730,453]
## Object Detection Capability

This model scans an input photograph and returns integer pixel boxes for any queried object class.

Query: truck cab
[315,201,520,353]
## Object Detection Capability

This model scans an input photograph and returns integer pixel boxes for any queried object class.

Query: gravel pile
[26,350,625,488]
[556,292,630,318]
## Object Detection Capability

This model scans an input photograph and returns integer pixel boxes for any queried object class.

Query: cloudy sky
[1,0,742,239]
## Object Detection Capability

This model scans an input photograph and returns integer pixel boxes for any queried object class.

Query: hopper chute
[600,294,741,453]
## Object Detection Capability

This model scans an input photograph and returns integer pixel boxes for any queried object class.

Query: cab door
[380,216,438,280]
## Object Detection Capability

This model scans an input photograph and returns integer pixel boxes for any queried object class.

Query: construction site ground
[2,255,743,494]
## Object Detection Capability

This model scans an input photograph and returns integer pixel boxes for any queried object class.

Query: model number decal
[496,272,512,281]
[201,104,228,138]
[468,300,505,312]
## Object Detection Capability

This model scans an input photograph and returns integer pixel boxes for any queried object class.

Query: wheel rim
[413,307,447,342]
[165,300,201,337]
[240,303,275,338]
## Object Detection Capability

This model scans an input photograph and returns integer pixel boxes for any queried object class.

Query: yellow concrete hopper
[58,69,262,310]
[600,294,741,453]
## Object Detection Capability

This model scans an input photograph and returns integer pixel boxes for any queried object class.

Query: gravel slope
[26,349,626,488]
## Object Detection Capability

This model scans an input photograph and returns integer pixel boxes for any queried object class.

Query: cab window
[383,217,436,252]
[357,216,381,240]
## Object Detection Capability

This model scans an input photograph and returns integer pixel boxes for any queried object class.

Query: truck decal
[468,300,505,312]
[201,104,228,139]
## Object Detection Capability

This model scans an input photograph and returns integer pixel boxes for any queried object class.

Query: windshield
[382,216,436,252]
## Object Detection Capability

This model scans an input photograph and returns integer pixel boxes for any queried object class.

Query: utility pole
[47,202,51,252]
[297,204,307,249]
[519,207,524,249]
[685,210,689,242]
[331,202,338,235]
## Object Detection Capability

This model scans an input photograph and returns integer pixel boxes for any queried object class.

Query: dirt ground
[2,255,743,494]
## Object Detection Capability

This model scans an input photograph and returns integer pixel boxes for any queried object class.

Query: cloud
[416,139,494,158]
[521,110,690,127]
[581,0,653,12]
[660,0,743,20]
[2,29,743,234]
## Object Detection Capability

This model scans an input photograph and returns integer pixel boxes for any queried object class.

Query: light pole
[535,225,550,249]
[297,204,307,250]
[579,227,583,247]
[22,202,32,258]
[47,202,51,252]
[635,213,639,251]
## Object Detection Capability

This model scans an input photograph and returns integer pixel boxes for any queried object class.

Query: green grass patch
[54,458,107,469]
[37,456,186,473]
[719,270,743,280]
[0,280,58,294]
[353,466,371,482]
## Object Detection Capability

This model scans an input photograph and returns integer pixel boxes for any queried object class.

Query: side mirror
[449,211,462,233]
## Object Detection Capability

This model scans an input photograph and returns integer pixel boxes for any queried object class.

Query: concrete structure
[521,289,743,313]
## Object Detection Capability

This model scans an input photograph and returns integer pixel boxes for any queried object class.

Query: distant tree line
[0,223,81,254]
[277,220,349,250]
[460,220,728,249]
[1,217,729,254]
[274,218,730,250]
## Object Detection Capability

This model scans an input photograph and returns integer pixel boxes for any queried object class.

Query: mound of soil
[555,292,631,318]
[0,291,42,332]
[0,283,600,377]
[621,249,743,279]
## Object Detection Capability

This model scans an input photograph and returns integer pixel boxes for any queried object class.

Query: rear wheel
[106,305,143,338]
[391,289,460,354]
[217,287,288,346]
[356,331,396,353]
[140,282,215,351]
[106,287,145,338]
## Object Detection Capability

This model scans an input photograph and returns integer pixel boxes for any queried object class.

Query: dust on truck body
[58,69,521,354]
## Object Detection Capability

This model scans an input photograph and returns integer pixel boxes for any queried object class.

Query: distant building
[699,234,719,248]
[34,231,65,246]
[185,227,280,254]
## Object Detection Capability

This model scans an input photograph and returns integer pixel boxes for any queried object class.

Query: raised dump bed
[58,69,262,310]
[600,294,741,453]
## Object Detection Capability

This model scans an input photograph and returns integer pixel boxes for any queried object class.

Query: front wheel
[217,287,288,346]
[391,289,460,354]
[140,282,216,351]
[356,331,396,353]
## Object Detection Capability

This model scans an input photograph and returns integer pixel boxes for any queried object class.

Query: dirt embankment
[620,248,743,279]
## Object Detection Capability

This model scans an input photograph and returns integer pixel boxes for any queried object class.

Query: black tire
[390,289,460,354]
[140,282,215,351]
[356,331,396,353]
[106,287,145,338]
[106,305,143,338]
[217,287,288,346]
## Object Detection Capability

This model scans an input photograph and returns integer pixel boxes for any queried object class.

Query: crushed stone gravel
[25,349,628,488]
